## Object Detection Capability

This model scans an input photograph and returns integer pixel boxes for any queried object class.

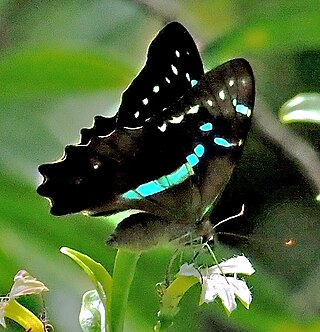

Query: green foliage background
[1,1,319,331]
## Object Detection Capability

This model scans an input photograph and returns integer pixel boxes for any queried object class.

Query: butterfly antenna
[213,204,245,230]
[215,231,251,242]
[201,205,246,280]
[216,230,296,249]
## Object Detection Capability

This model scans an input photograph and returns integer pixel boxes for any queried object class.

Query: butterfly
[37,22,255,249]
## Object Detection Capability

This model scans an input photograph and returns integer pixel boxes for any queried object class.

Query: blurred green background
[1,0,320,331]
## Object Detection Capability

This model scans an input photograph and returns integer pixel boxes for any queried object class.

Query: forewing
[116,21,204,127]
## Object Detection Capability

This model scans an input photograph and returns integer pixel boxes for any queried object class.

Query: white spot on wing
[232,98,237,106]
[142,98,148,105]
[229,79,234,87]
[134,111,139,118]
[175,50,180,58]
[218,90,225,100]
[93,161,101,170]
[186,73,191,81]
[123,125,144,130]
[187,105,199,114]
[158,123,167,132]
[207,100,213,106]
[153,85,160,93]
[171,64,178,75]
[169,114,184,123]
[165,77,170,83]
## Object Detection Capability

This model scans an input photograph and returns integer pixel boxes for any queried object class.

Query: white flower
[178,255,255,314]
[206,255,255,276]
[0,299,9,328]
[9,270,48,298]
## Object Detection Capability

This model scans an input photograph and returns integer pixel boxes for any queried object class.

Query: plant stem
[109,249,141,332]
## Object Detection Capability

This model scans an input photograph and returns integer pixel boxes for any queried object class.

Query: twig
[254,97,320,196]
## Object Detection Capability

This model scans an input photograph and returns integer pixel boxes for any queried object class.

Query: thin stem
[109,249,141,332]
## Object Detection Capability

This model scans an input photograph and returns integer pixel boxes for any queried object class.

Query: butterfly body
[37,22,255,249]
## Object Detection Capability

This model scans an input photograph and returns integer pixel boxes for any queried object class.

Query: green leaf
[155,276,199,331]
[279,93,320,124]
[60,247,112,309]
[0,48,134,100]
[79,290,105,332]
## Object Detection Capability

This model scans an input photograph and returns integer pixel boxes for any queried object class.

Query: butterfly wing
[37,23,254,248]
[116,21,204,127]
[191,58,254,221]
[37,22,204,215]
[79,22,204,145]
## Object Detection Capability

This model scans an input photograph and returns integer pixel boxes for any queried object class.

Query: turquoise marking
[155,177,170,188]
[186,153,199,167]
[214,137,233,148]
[122,190,141,200]
[167,164,191,185]
[236,104,250,116]
[185,162,194,175]
[122,144,205,200]
[121,163,195,200]
[191,79,198,87]
[194,144,205,157]
[136,180,165,197]
[199,122,213,132]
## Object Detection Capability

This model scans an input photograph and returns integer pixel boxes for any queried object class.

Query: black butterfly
[37,22,255,249]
